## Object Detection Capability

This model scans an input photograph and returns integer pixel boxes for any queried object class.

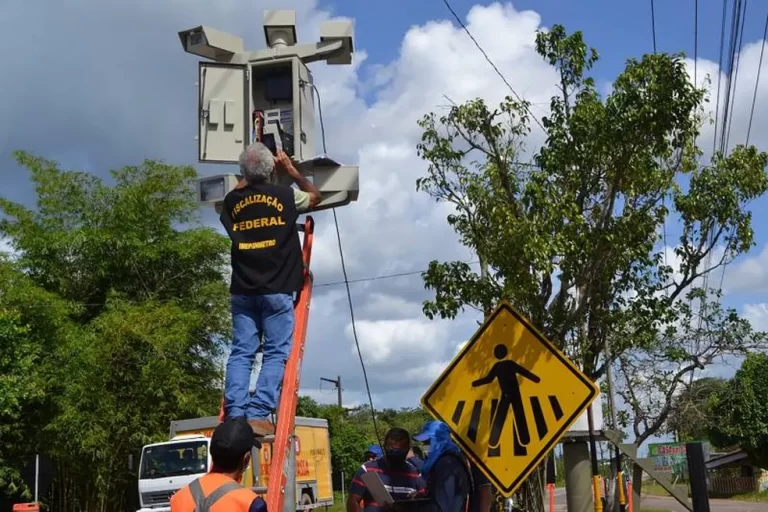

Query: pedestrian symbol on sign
[472,344,540,456]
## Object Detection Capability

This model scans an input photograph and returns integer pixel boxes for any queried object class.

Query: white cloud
[346,318,446,366]
[727,244,768,293]
[3,1,768,411]
[0,237,15,258]
[744,303,768,332]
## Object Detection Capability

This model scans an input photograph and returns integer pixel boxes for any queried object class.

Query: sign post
[421,301,599,496]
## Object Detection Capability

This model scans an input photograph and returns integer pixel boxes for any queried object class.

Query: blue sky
[1,0,768,454]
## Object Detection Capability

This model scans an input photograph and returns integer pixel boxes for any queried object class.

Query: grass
[640,481,688,497]
[325,492,345,512]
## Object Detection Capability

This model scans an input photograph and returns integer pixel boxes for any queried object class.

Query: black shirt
[221,182,303,295]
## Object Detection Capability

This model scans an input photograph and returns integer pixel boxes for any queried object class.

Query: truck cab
[136,434,212,512]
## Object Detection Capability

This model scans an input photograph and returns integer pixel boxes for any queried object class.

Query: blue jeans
[225,293,294,420]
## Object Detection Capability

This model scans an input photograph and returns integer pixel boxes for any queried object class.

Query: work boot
[249,419,275,436]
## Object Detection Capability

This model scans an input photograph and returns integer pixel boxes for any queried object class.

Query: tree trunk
[519,463,545,512]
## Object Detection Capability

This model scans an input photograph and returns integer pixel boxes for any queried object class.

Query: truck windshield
[140,440,208,479]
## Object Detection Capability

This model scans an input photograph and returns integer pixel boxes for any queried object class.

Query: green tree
[0,258,74,500]
[709,354,768,466]
[0,152,230,511]
[665,377,726,442]
[296,396,433,491]
[415,25,768,510]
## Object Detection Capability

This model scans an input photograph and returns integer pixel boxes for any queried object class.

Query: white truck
[136,416,333,512]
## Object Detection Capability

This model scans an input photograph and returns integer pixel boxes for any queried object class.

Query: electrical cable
[746,13,768,146]
[651,0,658,53]
[721,0,746,154]
[310,77,383,445]
[712,0,730,155]
[694,0,698,87]
[439,0,546,134]
[694,0,747,386]
[316,265,479,289]
[725,0,748,152]
[11,263,483,308]
[311,83,327,156]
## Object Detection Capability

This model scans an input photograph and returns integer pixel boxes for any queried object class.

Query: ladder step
[258,434,275,444]
[253,486,268,494]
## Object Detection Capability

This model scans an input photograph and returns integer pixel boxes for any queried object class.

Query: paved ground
[549,487,768,511]
[640,495,768,512]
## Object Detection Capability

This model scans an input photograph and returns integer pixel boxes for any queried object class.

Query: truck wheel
[300,493,313,506]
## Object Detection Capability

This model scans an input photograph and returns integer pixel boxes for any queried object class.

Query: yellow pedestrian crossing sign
[421,301,599,496]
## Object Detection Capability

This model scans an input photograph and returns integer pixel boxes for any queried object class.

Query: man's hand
[275,150,300,178]
[274,149,322,209]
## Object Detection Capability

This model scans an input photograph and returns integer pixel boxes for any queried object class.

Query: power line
[651,0,658,53]
[311,82,383,446]
[316,267,447,288]
[712,0,730,155]
[331,208,383,445]
[724,0,748,154]
[694,0,698,86]
[3,261,483,307]
[439,0,546,133]
[746,12,768,145]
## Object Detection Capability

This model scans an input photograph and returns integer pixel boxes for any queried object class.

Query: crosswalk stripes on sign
[451,394,564,457]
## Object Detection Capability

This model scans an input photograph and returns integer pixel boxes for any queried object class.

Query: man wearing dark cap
[171,417,267,512]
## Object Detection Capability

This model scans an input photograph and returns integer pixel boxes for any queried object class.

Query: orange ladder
[218,216,315,512]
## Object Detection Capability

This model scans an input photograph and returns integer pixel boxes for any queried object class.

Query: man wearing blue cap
[364,444,383,462]
[413,421,491,512]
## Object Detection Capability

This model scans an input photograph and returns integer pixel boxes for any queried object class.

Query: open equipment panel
[198,56,315,165]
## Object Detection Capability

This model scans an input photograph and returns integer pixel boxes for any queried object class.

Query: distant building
[706,449,768,497]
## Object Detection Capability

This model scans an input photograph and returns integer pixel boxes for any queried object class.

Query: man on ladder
[219,142,321,435]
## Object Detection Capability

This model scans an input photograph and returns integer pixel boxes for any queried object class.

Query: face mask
[385,448,408,466]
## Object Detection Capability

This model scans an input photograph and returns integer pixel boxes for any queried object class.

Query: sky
[1,0,768,451]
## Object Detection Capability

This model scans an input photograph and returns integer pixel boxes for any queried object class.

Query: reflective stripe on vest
[189,479,242,512]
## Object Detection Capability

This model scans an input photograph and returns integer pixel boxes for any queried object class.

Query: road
[548,487,768,511]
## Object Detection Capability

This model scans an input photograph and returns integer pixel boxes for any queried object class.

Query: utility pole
[321,375,342,408]
[604,337,626,512]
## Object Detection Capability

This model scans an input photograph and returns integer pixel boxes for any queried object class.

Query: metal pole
[320,376,342,408]
[587,408,603,512]
[35,453,39,503]
[564,441,594,512]
[604,337,626,512]
[341,470,346,506]
[686,442,710,512]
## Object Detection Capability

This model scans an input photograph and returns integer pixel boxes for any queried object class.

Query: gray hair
[239,142,275,182]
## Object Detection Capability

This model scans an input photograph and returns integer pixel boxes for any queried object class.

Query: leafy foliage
[415,24,768,509]
[664,377,726,442]
[709,354,768,467]
[0,152,229,510]
[297,397,431,489]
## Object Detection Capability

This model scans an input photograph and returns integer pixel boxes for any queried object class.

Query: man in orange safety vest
[170,417,267,512]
